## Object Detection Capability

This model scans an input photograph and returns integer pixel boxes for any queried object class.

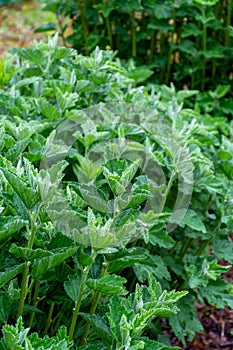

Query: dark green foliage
[39,0,233,92]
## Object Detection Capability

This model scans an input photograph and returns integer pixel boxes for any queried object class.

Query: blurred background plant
[0,0,55,58]
[36,0,233,92]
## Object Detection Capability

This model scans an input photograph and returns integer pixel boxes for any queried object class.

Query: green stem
[169,240,179,254]
[68,251,97,341]
[51,301,71,336]
[129,274,137,294]
[159,31,164,81]
[29,280,39,328]
[17,261,29,318]
[165,44,173,85]
[102,0,113,48]
[179,237,193,259]
[43,302,55,336]
[80,259,107,344]
[17,209,39,318]
[56,13,67,47]
[196,239,210,256]
[201,6,207,92]
[191,62,196,89]
[79,0,89,55]
[225,0,232,46]
[165,8,176,85]
[149,29,155,63]
[130,10,137,57]
[158,172,176,213]
[80,291,102,345]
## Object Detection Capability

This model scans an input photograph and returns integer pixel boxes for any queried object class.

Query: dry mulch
[0,0,54,58]
[169,263,233,350]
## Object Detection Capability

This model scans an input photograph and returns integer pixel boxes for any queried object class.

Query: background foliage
[0,0,233,348]
[39,0,233,92]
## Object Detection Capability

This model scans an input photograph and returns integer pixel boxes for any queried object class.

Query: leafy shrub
[0,36,233,349]
[38,0,233,91]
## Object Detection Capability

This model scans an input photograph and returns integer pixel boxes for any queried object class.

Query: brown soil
[170,264,233,350]
[0,1,53,58]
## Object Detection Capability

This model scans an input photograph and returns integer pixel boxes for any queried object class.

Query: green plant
[0,38,233,349]
[38,0,233,91]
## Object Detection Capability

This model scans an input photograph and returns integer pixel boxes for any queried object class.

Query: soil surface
[1,2,233,349]
[170,264,233,350]
[0,0,54,58]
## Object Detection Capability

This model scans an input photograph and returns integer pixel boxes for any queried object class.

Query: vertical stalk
[165,39,173,85]
[165,7,176,85]
[56,13,67,47]
[149,29,155,63]
[17,209,39,318]
[29,280,39,328]
[80,291,102,345]
[178,237,193,259]
[50,301,71,336]
[130,10,137,57]
[211,31,217,78]
[201,6,207,92]
[196,239,210,256]
[191,61,196,89]
[80,260,108,344]
[225,0,232,46]
[159,31,165,81]
[17,262,30,318]
[43,302,55,336]
[158,172,176,213]
[79,0,90,55]
[102,0,113,48]
[68,251,97,341]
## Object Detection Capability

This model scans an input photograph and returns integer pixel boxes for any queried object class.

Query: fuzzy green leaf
[64,271,82,302]
[169,294,203,344]
[180,209,206,233]
[86,274,128,295]
[0,168,39,209]
[0,264,25,288]
[10,244,52,261]
[79,313,112,345]
[0,216,28,242]
[32,247,78,278]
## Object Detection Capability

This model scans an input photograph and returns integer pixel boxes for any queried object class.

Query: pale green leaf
[64,271,82,302]
[0,264,25,288]
[32,247,78,278]
[86,274,128,295]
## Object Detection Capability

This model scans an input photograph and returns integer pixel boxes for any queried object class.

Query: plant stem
[68,251,97,341]
[29,280,39,328]
[165,8,176,85]
[51,301,72,336]
[196,239,210,256]
[80,259,107,344]
[201,6,207,92]
[79,0,89,55]
[17,209,39,318]
[225,0,232,46]
[179,237,193,259]
[149,29,155,63]
[17,261,29,318]
[130,10,137,57]
[159,31,165,81]
[102,0,113,48]
[80,291,101,345]
[158,172,176,213]
[56,13,67,47]
[43,302,55,336]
